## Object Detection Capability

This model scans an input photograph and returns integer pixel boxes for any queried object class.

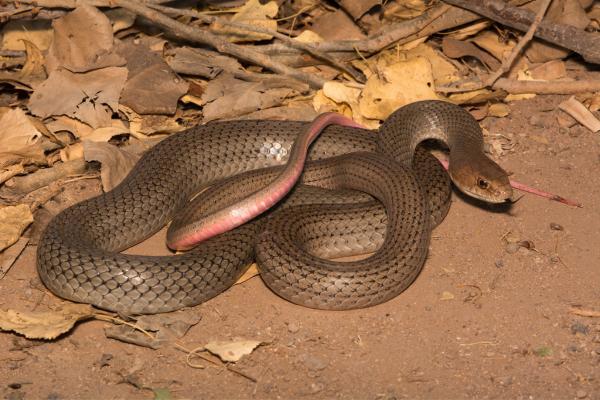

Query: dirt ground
[1,95,599,400]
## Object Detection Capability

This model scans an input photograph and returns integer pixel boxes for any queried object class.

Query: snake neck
[378,100,512,203]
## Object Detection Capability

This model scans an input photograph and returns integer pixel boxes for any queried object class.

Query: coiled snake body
[37,101,512,314]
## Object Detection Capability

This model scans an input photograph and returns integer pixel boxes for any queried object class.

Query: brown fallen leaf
[105,313,201,349]
[117,40,189,115]
[528,60,567,80]
[45,5,126,74]
[442,37,501,70]
[29,67,128,128]
[212,0,279,42]
[234,264,259,284]
[83,141,140,191]
[311,9,366,41]
[525,0,590,63]
[0,236,29,280]
[1,20,53,51]
[165,47,244,79]
[0,204,33,252]
[0,108,43,152]
[471,31,515,62]
[338,0,381,20]
[359,57,439,120]
[204,339,263,362]
[0,303,94,340]
[200,74,307,122]
[383,0,428,20]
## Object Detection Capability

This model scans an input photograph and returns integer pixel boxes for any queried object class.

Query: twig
[112,0,325,88]
[438,78,600,94]
[4,159,87,195]
[484,0,553,87]
[443,0,600,64]
[438,0,553,94]
[147,3,365,83]
[569,307,600,318]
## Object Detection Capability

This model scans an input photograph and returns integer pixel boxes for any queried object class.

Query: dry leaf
[83,141,140,191]
[0,204,33,251]
[314,81,359,115]
[526,0,589,63]
[235,264,260,284]
[337,0,381,20]
[46,5,126,73]
[504,69,537,102]
[213,0,278,42]
[29,67,128,128]
[384,0,428,20]
[105,313,201,349]
[294,30,324,43]
[1,20,53,51]
[117,41,189,115]
[204,339,263,362]
[311,9,365,40]
[488,103,510,118]
[105,8,137,33]
[0,236,28,279]
[359,57,439,120]
[528,60,567,81]
[201,74,306,122]
[0,108,43,152]
[445,20,491,40]
[119,106,183,138]
[165,47,243,79]
[558,96,600,133]
[442,37,501,70]
[0,303,94,339]
[471,31,515,61]
[400,43,460,86]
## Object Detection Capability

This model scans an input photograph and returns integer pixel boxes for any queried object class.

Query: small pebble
[550,222,564,231]
[303,355,328,371]
[505,243,520,254]
[576,390,588,399]
[287,322,299,333]
[310,382,324,394]
[495,259,504,268]
[571,323,590,335]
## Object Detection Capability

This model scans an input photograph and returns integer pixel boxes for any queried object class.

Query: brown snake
[37,100,512,314]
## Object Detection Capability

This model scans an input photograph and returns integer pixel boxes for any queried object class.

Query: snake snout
[449,158,513,204]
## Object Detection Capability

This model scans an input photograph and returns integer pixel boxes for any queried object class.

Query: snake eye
[477,178,490,190]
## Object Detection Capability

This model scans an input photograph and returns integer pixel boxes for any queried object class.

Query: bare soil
[1,95,599,399]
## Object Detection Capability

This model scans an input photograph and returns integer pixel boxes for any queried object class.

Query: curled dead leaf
[83,141,140,191]
[0,303,94,339]
[0,204,33,251]
[204,339,263,362]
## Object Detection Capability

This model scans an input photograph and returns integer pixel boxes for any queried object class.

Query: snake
[36,100,512,314]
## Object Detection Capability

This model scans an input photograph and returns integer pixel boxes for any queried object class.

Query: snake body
[37,101,511,314]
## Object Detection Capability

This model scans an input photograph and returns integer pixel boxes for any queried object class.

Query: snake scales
[37,100,512,314]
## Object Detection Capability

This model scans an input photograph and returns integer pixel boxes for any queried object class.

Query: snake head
[448,156,513,203]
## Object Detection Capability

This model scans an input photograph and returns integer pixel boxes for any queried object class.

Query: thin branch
[484,0,553,87]
[113,0,326,88]
[443,0,600,64]
[146,3,365,82]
